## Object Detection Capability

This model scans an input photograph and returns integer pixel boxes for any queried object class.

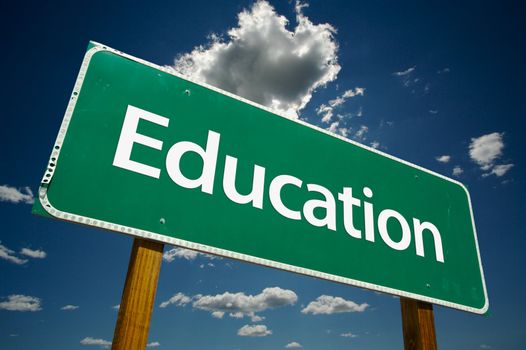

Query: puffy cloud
[237,324,272,337]
[61,304,79,311]
[469,132,513,177]
[285,341,303,348]
[301,295,368,314]
[370,141,380,149]
[354,125,368,141]
[173,0,340,117]
[327,121,349,137]
[20,248,47,259]
[435,155,451,163]
[147,341,160,348]
[159,292,192,308]
[469,132,504,170]
[0,294,42,312]
[193,287,297,320]
[80,337,111,348]
[0,185,34,204]
[340,332,357,338]
[0,243,28,265]
[452,166,464,177]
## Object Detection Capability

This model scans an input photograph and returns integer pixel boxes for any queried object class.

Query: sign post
[400,298,438,350]
[112,238,164,350]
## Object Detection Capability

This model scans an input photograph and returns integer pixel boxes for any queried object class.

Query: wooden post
[400,298,438,350]
[112,238,164,350]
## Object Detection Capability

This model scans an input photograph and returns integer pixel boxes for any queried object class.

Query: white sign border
[38,42,489,314]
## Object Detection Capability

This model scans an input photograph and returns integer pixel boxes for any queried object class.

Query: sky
[1,0,525,349]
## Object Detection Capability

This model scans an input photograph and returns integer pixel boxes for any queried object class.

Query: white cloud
[286,341,302,348]
[80,337,111,348]
[354,125,368,140]
[437,68,450,74]
[327,121,349,137]
[317,87,365,123]
[393,66,415,76]
[193,287,297,320]
[163,248,199,262]
[159,292,192,308]
[469,132,504,170]
[340,332,357,338]
[173,0,340,117]
[0,243,28,265]
[237,324,272,337]
[112,304,120,311]
[429,110,438,114]
[370,141,380,149]
[147,341,161,348]
[0,294,42,312]
[0,185,34,204]
[488,164,514,177]
[435,155,451,163]
[452,166,463,177]
[20,248,47,259]
[61,304,79,311]
[301,295,368,314]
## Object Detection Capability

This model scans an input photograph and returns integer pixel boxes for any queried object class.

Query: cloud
[452,166,463,177]
[0,243,28,265]
[112,304,120,310]
[163,248,199,262]
[435,155,451,163]
[354,125,368,141]
[437,68,450,74]
[159,292,192,308]
[469,132,504,170]
[193,287,297,320]
[237,324,272,337]
[486,164,514,177]
[173,0,340,117]
[370,141,380,149]
[301,295,368,314]
[147,341,161,348]
[316,87,365,123]
[0,294,42,312]
[340,332,357,338]
[20,248,47,259]
[429,110,438,114]
[469,132,514,177]
[327,121,349,137]
[80,337,111,348]
[285,341,302,348]
[393,66,416,76]
[61,304,79,311]
[0,185,34,204]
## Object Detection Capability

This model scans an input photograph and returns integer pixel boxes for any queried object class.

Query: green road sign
[34,42,488,314]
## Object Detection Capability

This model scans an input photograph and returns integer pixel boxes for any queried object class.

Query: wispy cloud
[0,243,28,265]
[163,247,220,262]
[301,295,368,314]
[237,324,272,337]
[437,67,450,74]
[393,66,416,76]
[20,248,47,259]
[285,341,302,348]
[316,87,365,123]
[0,185,34,204]
[0,294,42,312]
[147,341,160,348]
[60,304,79,311]
[435,155,451,163]
[340,332,358,338]
[469,132,513,177]
[159,292,192,308]
[80,337,111,349]
[173,0,340,117]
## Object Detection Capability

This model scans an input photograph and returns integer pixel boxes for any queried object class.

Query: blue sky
[1,0,525,349]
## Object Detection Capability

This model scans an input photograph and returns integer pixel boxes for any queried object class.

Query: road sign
[34,42,488,314]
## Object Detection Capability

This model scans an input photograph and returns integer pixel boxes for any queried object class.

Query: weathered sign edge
[36,41,489,314]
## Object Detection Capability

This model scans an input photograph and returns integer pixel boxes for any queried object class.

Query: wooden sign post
[401,298,438,350]
[112,238,164,350]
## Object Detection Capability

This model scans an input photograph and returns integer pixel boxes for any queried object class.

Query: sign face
[34,42,488,313]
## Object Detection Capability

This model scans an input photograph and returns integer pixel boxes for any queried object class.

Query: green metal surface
[35,43,487,313]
